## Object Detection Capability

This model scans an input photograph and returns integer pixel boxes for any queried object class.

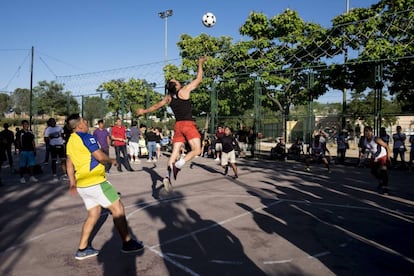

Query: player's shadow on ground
[97,223,144,276]
[141,167,164,199]
[189,161,223,175]
[137,196,265,275]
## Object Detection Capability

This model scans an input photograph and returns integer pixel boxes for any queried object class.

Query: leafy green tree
[0,93,11,116]
[98,78,162,119]
[83,96,108,124]
[347,90,400,127]
[331,0,414,112]
[34,81,79,116]
[11,88,30,114]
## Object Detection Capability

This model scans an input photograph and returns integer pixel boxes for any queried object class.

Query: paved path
[1,148,413,275]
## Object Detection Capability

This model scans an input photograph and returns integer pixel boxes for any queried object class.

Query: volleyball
[202,12,216,28]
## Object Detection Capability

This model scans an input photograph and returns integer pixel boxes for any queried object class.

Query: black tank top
[170,93,193,121]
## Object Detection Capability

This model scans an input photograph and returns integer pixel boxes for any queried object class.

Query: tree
[0,93,11,116]
[34,80,79,116]
[347,90,400,127]
[98,78,162,119]
[331,0,414,112]
[11,88,30,114]
[83,96,108,124]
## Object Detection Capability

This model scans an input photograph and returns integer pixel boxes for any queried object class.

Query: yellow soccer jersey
[67,132,106,187]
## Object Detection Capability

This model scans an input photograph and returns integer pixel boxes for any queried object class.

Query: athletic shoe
[232,174,238,179]
[171,164,180,180]
[20,177,26,184]
[146,159,152,163]
[135,159,141,164]
[51,177,59,183]
[60,174,69,181]
[75,247,99,260]
[29,176,39,183]
[305,167,311,172]
[121,239,144,253]
[163,177,173,193]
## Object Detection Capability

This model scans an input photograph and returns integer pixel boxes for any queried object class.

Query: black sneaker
[172,164,180,180]
[121,239,144,253]
[224,166,229,175]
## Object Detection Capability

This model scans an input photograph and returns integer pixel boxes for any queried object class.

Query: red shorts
[370,155,387,167]
[173,121,201,144]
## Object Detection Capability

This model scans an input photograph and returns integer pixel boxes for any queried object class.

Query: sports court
[1,151,413,275]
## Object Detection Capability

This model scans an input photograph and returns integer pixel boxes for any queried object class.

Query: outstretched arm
[136,95,170,116]
[179,56,208,100]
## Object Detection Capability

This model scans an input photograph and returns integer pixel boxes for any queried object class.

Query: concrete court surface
[0,151,414,276]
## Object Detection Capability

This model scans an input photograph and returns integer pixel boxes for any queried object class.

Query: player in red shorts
[136,57,207,192]
[359,126,391,194]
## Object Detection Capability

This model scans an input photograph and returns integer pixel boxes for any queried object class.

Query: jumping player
[136,56,208,192]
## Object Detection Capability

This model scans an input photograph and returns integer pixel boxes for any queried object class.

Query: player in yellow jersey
[66,114,143,260]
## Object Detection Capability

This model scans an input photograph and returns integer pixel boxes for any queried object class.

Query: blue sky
[0,0,378,102]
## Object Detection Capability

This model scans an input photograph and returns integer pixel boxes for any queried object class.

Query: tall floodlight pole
[158,9,173,66]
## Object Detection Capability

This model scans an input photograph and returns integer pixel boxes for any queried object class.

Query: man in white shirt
[44,118,67,181]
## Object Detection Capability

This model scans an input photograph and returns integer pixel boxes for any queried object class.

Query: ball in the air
[202,12,216,28]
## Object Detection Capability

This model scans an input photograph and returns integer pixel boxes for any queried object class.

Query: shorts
[77,181,120,210]
[50,144,66,160]
[128,141,139,156]
[371,155,387,167]
[221,150,236,166]
[19,151,36,167]
[215,143,223,152]
[173,121,201,144]
[156,143,161,149]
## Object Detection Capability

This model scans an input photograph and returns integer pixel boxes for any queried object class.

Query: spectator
[17,120,39,184]
[214,126,224,162]
[111,118,133,172]
[127,121,141,164]
[0,123,15,170]
[235,125,248,158]
[42,119,52,164]
[93,119,112,173]
[305,134,331,173]
[247,128,257,158]
[220,127,238,178]
[392,125,406,169]
[44,118,67,181]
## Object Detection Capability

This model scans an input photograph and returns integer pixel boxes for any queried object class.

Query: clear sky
[0,0,378,102]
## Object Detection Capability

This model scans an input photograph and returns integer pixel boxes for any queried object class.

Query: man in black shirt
[136,57,207,192]
[220,127,238,179]
[17,120,39,184]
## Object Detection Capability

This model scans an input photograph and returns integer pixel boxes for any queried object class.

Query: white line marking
[147,246,200,276]
[165,252,193,260]
[308,251,330,259]
[263,259,293,264]
[209,259,243,265]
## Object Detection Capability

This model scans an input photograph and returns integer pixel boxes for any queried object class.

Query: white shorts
[215,143,222,152]
[128,141,139,156]
[156,143,161,149]
[77,181,120,210]
[221,150,236,166]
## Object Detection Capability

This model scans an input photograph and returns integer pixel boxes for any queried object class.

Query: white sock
[175,158,185,169]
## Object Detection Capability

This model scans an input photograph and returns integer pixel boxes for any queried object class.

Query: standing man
[235,125,248,158]
[66,114,143,260]
[360,126,391,194]
[409,132,414,171]
[44,118,67,181]
[136,56,207,192]
[0,123,15,170]
[214,126,224,162]
[16,120,39,184]
[111,118,133,172]
[93,119,112,173]
[42,119,52,164]
[392,125,407,169]
[220,127,239,179]
[128,121,141,164]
